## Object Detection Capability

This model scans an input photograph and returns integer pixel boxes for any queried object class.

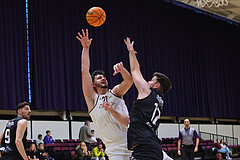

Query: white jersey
[89,89,132,158]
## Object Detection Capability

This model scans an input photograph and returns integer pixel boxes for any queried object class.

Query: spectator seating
[26,138,240,160]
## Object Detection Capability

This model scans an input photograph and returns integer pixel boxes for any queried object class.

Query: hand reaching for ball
[76,29,92,48]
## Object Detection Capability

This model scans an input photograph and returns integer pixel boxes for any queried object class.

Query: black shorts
[1,154,23,160]
[131,143,163,160]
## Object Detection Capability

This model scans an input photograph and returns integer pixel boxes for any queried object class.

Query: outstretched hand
[124,37,137,54]
[76,29,93,48]
[113,62,124,76]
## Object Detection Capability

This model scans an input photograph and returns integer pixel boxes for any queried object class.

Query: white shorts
[105,141,132,159]
[163,150,173,160]
[108,155,130,160]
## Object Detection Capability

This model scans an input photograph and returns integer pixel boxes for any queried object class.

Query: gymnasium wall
[0,120,239,145]
[1,0,240,119]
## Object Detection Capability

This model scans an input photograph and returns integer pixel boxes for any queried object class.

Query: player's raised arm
[124,37,151,99]
[76,29,95,111]
[112,62,133,98]
[15,119,28,160]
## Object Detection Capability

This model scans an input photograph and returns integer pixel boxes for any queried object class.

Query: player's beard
[22,111,31,120]
[95,83,108,88]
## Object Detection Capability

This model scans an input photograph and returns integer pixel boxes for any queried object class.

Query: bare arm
[178,140,181,155]
[76,29,96,111]
[194,138,199,152]
[112,62,133,98]
[124,38,151,99]
[0,129,4,158]
[102,102,129,127]
[0,129,4,145]
[15,119,28,160]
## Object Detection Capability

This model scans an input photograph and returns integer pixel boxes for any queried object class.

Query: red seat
[63,139,70,143]
[46,143,54,147]
[70,139,76,143]
[172,147,177,150]
[62,143,69,147]
[69,143,76,147]
[54,147,62,152]
[62,147,69,151]
[54,139,62,143]
[27,140,33,143]
[54,143,62,147]
[168,147,173,151]
[69,147,76,151]
[71,151,75,159]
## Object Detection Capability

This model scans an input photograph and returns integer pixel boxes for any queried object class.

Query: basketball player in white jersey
[76,29,133,160]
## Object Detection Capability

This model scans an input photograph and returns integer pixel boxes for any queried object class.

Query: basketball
[86,7,106,27]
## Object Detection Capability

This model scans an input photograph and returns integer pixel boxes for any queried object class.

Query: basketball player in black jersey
[103,38,172,160]
[0,102,31,160]
[126,37,172,160]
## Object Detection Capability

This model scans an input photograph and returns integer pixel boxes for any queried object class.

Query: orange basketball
[86,7,106,27]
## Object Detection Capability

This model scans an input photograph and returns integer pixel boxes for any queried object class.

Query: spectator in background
[37,143,48,160]
[220,139,232,154]
[73,142,91,160]
[91,130,97,143]
[90,143,105,160]
[215,139,232,159]
[43,130,54,144]
[36,134,44,146]
[178,119,199,160]
[79,121,92,151]
[27,143,39,160]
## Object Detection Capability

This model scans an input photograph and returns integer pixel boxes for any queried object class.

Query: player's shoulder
[18,119,27,126]
[109,89,122,98]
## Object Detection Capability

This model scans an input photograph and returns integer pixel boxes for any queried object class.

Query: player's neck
[96,88,108,95]
[185,126,190,129]
[17,114,23,119]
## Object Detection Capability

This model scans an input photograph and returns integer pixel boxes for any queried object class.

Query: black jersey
[128,88,164,150]
[0,117,27,158]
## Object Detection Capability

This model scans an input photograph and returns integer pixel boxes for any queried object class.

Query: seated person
[73,142,91,160]
[36,134,44,146]
[215,139,231,159]
[90,130,97,143]
[27,143,39,160]
[220,139,232,154]
[90,143,105,160]
[43,130,54,144]
[37,143,53,160]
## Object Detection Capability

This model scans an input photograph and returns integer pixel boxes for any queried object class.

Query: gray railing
[199,131,238,145]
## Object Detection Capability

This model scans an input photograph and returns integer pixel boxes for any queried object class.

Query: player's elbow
[15,138,22,146]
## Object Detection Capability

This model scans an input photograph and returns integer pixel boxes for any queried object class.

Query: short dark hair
[91,70,105,82]
[153,72,172,94]
[91,130,95,132]
[38,134,42,138]
[46,130,50,134]
[38,143,44,146]
[16,101,30,113]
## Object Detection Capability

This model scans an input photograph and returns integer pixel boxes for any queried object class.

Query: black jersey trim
[109,89,123,99]
[88,95,99,114]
